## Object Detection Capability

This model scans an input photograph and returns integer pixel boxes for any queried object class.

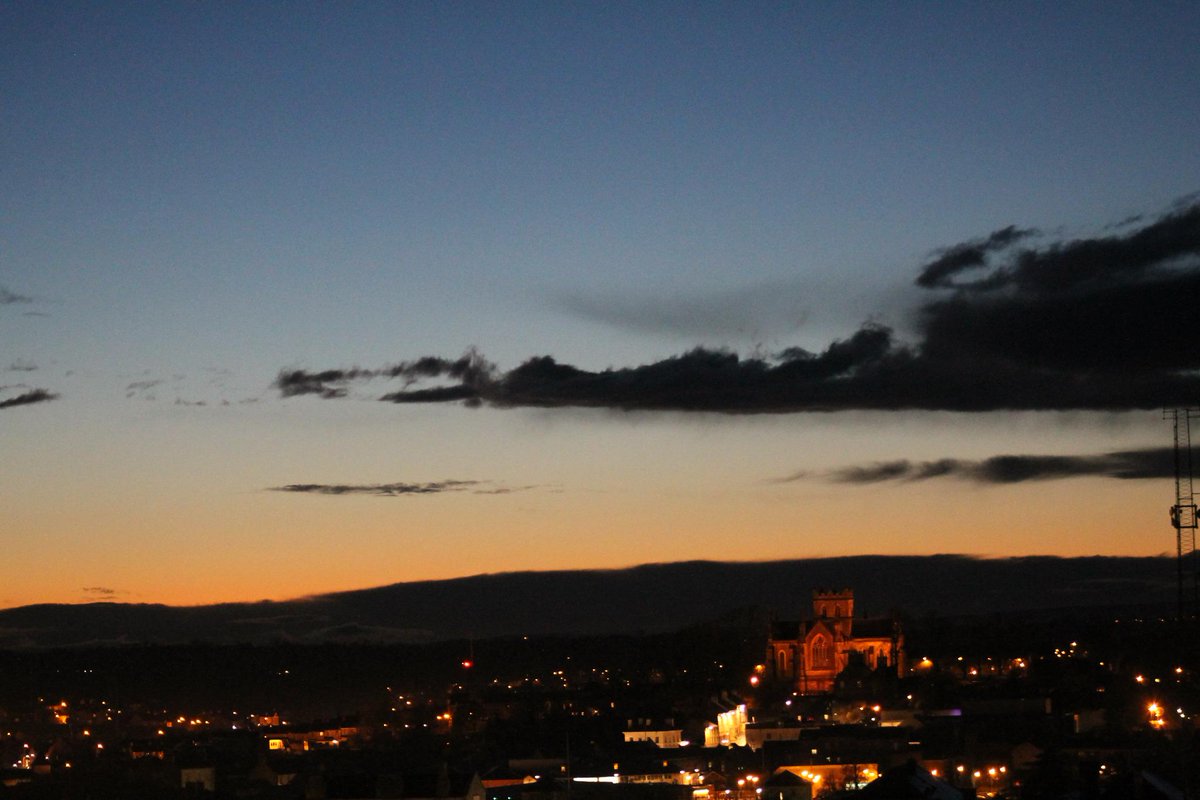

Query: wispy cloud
[275,198,1200,413]
[553,278,818,340]
[267,480,536,497]
[820,447,1174,485]
[125,379,163,399]
[6,360,37,372]
[470,485,540,495]
[274,354,490,400]
[81,586,127,600]
[0,388,59,410]
[0,286,33,305]
[915,225,1039,289]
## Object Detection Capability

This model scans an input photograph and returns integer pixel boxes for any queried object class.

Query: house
[761,769,813,800]
[623,718,685,748]
[856,760,966,799]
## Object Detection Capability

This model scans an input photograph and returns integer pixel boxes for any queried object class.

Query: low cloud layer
[267,480,533,497]
[275,199,1200,413]
[825,447,1174,485]
[0,388,59,410]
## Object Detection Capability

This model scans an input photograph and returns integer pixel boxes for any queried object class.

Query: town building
[765,589,903,695]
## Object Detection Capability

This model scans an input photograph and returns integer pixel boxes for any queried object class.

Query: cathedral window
[812,636,831,668]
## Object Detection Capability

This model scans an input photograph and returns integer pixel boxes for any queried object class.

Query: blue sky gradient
[2,3,1197,606]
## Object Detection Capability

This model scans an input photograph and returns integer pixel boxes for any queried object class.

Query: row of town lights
[951,765,1007,781]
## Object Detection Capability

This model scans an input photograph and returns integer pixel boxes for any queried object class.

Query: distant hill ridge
[0,555,1174,648]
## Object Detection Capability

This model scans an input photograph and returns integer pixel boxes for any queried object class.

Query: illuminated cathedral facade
[766,589,904,695]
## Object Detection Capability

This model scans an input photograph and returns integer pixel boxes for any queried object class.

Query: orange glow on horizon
[0,415,1172,610]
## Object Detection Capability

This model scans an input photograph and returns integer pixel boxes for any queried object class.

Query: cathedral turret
[812,588,854,620]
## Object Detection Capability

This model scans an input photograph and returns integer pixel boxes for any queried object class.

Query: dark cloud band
[825,447,1174,485]
[265,480,538,497]
[0,388,59,410]
[269,480,479,496]
[274,198,1200,413]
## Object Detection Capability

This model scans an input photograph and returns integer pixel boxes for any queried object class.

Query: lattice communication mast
[1167,408,1199,620]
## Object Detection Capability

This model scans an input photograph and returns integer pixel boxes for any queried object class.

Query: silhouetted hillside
[0,555,1175,648]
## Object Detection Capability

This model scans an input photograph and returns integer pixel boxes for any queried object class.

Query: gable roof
[857,760,964,800]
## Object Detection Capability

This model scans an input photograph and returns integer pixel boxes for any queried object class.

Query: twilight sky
[3,3,1198,609]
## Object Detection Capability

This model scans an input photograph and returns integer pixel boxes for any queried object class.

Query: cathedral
[766,588,904,695]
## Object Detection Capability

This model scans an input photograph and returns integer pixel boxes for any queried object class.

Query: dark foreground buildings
[0,588,1196,799]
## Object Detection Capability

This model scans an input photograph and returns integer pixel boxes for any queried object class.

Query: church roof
[852,618,896,638]
[770,616,895,641]
[857,760,965,800]
[764,770,809,787]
